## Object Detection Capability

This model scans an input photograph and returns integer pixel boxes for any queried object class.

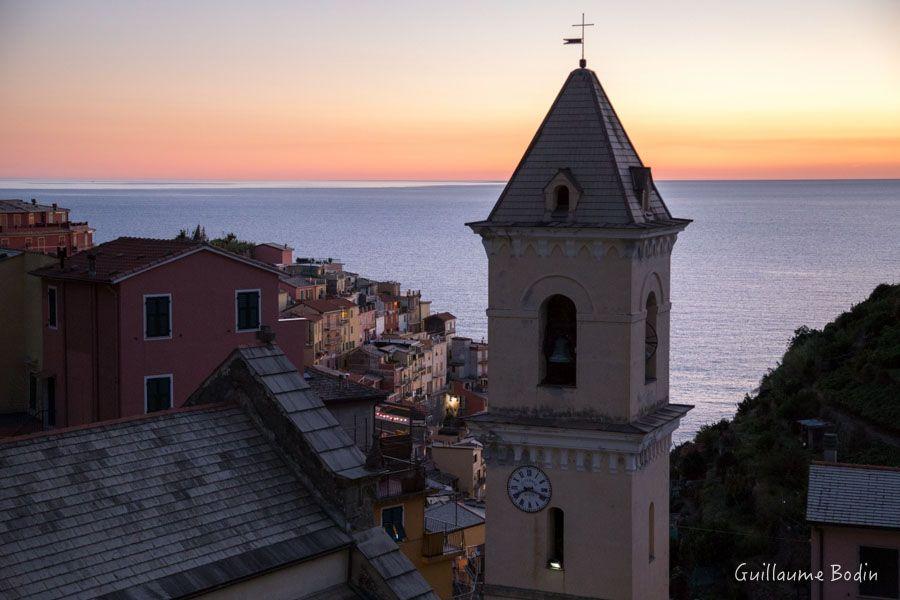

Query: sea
[3,179,898,442]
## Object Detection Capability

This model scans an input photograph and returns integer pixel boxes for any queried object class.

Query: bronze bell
[547,335,574,364]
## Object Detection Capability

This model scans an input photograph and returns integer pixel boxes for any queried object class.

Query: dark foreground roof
[0,405,351,599]
[231,345,371,480]
[806,462,900,529]
[352,528,438,600]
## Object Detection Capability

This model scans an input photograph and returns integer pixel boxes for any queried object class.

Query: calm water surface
[4,180,898,442]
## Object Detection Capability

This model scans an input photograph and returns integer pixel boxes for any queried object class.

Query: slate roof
[31,237,282,283]
[0,405,352,599]
[352,528,439,600]
[305,366,389,403]
[468,67,689,230]
[236,345,371,480]
[425,501,485,533]
[806,462,900,529]
[0,199,61,213]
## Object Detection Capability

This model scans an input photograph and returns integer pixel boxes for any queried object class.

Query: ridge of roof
[476,67,679,229]
[30,236,283,283]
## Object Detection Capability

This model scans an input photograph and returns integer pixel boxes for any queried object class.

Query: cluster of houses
[0,199,490,599]
[3,194,895,600]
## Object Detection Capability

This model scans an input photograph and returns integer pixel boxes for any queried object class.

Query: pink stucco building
[251,242,293,266]
[32,237,307,427]
[807,462,900,600]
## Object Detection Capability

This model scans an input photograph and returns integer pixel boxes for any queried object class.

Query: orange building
[0,199,93,255]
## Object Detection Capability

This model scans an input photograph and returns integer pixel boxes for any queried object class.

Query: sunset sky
[1,0,898,181]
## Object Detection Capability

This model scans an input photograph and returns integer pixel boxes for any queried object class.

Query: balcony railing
[376,457,425,500]
[421,528,465,558]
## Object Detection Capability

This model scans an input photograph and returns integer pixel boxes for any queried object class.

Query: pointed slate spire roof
[472,67,687,229]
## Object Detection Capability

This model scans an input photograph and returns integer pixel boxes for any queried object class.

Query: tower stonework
[467,66,692,600]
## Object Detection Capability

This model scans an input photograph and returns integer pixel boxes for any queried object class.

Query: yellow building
[375,458,461,599]
[0,248,56,423]
[430,438,486,499]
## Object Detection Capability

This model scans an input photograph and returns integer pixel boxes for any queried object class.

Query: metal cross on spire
[563,13,594,68]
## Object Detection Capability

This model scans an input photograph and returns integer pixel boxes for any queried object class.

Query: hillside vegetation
[670,283,900,599]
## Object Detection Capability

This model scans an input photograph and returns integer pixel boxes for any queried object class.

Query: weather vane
[564,13,594,68]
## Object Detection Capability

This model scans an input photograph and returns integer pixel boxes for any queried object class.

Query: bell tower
[467,64,692,600]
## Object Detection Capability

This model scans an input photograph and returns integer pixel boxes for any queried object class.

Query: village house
[0,248,57,434]
[429,437,486,499]
[280,274,327,302]
[448,336,488,390]
[251,241,293,266]
[289,297,360,367]
[0,199,94,255]
[378,293,401,334]
[0,344,438,600]
[807,461,900,600]
[30,237,306,428]
[358,302,378,343]
[347,344,408,402]
[375,436,461,598]
[424,499,486,596]
[425,312,456,337]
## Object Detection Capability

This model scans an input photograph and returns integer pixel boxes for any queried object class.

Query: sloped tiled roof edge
[806,462,900,529]
[187,343,379,531]
[350,528,440,600]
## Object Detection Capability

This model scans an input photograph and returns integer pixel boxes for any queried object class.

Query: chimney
[86,252,96,278]
[256,324,276,344]
[57,246,67,269]
[823,432,838,462]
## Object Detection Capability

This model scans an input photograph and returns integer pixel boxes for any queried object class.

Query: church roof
[469,67,688,230]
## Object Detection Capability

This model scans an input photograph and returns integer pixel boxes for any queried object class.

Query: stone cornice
[468,418,680,475]
[478,232,681,262]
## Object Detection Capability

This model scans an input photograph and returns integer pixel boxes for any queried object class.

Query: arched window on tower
[645,292,658,382]
[648,502,655,561]
[548,507,565,570]
[542,295,577,386]
[553,185,570,213]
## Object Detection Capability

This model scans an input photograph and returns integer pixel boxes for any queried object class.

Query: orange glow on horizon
[1,0,898,181]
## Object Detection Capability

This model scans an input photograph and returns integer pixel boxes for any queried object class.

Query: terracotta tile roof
[31,236,280,283]
[0,199,62,213]
[427,312,456,322]
[300,297,358,314]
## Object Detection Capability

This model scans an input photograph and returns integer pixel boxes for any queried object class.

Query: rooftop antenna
[564,12,594,68]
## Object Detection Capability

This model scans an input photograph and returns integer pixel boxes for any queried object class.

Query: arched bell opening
[541,294,577,386]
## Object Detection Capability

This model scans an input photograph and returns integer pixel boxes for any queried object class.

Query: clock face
[507,465,552,513]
